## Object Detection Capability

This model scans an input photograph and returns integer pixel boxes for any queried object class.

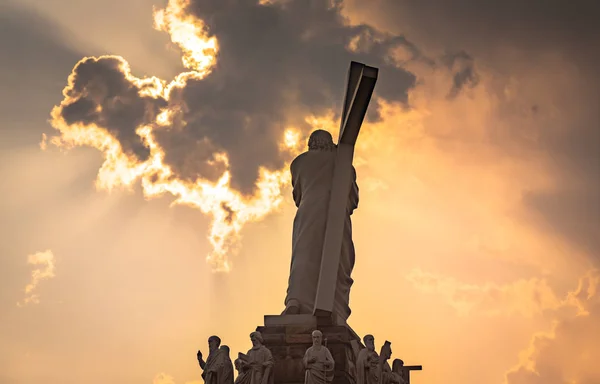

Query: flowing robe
[237,345,274,384]
[303,346,334,384]
[203,349,234,384]
[284,149,359,320]
[356,349,378,384]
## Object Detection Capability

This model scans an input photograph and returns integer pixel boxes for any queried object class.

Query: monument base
[256,314,363,384]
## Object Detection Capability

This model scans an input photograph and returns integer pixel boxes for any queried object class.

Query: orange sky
[1,1,598,384]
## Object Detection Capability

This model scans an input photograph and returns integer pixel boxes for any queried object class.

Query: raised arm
[197,350,207,370]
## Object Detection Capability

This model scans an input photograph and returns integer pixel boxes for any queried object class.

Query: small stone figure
[218,346,235,384]
[236,331,275,384]
[356,334,379,384]
[234,358,248,384]
[197,336,234,384]
[303,330,335,384]
[377,342,404,384]
[391,359,408,384]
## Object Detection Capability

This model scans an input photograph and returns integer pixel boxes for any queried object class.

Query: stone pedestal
[256,315,363,384]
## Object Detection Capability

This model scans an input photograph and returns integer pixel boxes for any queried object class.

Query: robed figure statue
[197,336,234,384]
[236,331,274,384]
[283,129,359,321]
[303,330,334,384]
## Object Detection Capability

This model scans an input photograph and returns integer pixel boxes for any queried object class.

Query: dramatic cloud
[0,0,594,382]
[407,268,595,318]
[344,0,600,265]
[17,250,56,306]
[45,0,440,271]
[505,269,600,384]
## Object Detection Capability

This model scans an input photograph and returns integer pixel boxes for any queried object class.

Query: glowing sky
[0,0,598,383]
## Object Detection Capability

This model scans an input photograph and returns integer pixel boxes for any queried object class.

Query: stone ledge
[264,313,344,327]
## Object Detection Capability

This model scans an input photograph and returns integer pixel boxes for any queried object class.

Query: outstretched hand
[197,350,203,361]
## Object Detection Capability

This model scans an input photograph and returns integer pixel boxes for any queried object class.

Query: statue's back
[285,147,357,319]
[291,150,336,208]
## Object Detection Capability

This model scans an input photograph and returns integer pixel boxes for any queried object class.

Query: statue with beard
[197,336,234,384]
[356,334,379,384]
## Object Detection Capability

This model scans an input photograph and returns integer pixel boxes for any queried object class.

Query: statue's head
[250,331,264,347]
[234,358,242,372]
[380,341,392,360]
[308,129,336,151]
[312,330,323,347]
[363,334,375,351]
[392,359,404,373]
[208,335,221,352]
[220,345,230,357]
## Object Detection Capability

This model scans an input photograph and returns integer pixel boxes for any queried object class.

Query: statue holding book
[236,331,274,384]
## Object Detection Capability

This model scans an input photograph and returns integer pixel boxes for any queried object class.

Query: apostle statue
[236,331,274,384]
[356,334,379,384]
[303,330,335,384]
[283,129,359,321]
[391,359,408,384]
[377,341,405,384]
[197,336,234,384]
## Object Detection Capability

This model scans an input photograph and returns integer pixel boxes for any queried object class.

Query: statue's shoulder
[291,151,310,171]
[292,151,309,162]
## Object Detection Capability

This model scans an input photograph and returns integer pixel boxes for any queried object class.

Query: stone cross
[313,61,378,318]
[395,365,422,384]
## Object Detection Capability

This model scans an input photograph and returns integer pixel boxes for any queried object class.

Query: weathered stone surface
[266,315,318,327]
[256,315,363,384]
[262,334,286,344]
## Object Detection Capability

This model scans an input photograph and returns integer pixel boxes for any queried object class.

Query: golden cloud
[17,249,56,307]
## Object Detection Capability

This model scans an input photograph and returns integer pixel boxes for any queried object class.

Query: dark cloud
[59,57,167,160]
[441,51,479,99]
[159,0,419,192]
[348,0,600,262]
[0,0,84,148]
[53,0,417,194]
[352,0,600,60]
[46,0,599,258]
[525,188,600,258]
[524,112,600,259]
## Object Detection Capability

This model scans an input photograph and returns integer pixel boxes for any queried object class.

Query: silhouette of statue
[234,358,248,384]
[377,342,404,384]
[197,336,234,384]
[356,334,379,384]
[391,359,408,384]
[283,129,359,320]
[236,331,274,384]
[303,330,334,384]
